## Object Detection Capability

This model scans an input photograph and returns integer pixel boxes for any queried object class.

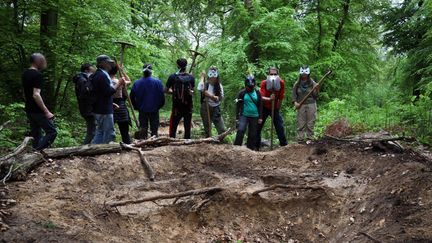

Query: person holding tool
[292,65,320,142]
[256,67,287,150]
[234,75,263,151]
[165,58,195,139]
[197,66,226,137]
[109,62,132,144]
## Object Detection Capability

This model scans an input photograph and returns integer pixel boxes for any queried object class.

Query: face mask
[207,69,218,78]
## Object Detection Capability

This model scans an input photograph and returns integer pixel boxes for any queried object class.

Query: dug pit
[2,140,432,242]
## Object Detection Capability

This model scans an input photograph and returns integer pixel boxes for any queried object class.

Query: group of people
[22,53,319,151]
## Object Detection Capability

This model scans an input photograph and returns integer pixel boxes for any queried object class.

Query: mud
[1,139,432,242]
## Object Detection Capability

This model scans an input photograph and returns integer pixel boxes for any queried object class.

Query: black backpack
[173,73,193,106]
[73,73,94,100]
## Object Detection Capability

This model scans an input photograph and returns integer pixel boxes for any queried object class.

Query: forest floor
[1,136,432,242]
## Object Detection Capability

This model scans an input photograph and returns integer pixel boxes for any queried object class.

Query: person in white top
[197,66,226,137]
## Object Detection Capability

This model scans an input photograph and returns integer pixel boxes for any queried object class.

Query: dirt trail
[1,139,432,242]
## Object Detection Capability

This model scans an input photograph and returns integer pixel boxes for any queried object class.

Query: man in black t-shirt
[165,58,195,139]
[22,53,57,150]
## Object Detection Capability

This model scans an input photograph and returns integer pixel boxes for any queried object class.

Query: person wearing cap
[197,66,226,137]
[130,63,165,139]
[22,53,58,150]
[292,65,319,142]
[165,58,195,139]
[91,55,125,144]
[256,67,288,149]
[234,75,263,150]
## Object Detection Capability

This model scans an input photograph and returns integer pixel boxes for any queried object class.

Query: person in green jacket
[234,75,263,150]
[292,65,319,142]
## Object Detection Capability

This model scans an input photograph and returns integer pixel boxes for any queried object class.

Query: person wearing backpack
[234,75,263,150]
[73,63,96,144]
[165,58,195,139]
[256,67,288,149]
[197,66,226,137]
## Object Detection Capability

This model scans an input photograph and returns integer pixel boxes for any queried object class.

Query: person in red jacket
[256,67,288,149]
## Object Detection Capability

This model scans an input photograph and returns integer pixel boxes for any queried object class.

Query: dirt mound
[2,140,432,242]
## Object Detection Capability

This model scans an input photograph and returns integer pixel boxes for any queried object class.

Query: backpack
[73,73,94,100]
[173,73,193,106]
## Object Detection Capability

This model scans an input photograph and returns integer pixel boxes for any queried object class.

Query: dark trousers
[116,121,131,144]
[234,115,258,150]
[83,115,96,145]
[139,112,160,139]
[257,108,288,149]
[169,107,192,139]
[26,113,57,150]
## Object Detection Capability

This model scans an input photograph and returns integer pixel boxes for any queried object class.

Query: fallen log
[120,143,155,181]
[107,186,224,207]
[134,128,233,147]
[251,184,326,196]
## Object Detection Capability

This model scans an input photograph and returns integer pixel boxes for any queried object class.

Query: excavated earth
[1,139,432,242]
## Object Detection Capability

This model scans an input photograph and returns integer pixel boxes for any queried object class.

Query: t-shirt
[166,73,195,110]
[243,90,259,118]
[197,82,224,107]
[22,69,44,113]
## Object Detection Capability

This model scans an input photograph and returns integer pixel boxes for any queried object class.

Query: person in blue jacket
[130,63,165,139]
[91,55,125,144]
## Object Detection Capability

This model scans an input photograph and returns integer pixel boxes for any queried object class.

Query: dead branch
[134,128,233,147]
[358,231,382,243]
[120,143,155,181]
[324,134,411,143]
[251,184,326,196]
[107,187,224,207]
[0,137,33,162]
[0,121,11,132]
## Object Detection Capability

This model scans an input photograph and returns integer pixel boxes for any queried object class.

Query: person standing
[130,63,165,139]
[73,63,96,144]
[109,63,132,144]
[234,75,263,150]
[165,58,195,139]
[91,55,124,144]
[256,67,288,149]
[197,66,226,137]
[22,53,57,150]
[292,65,319,142]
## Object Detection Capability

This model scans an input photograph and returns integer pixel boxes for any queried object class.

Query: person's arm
[130,83,138,110]
[158,81,165,109]
[32,88,54,119]
[312,80,319,98]
[292,82,300,108]
[235,91,243,120]
[260,81,271,102]
[165,75,174,94]
[257,91,263,124]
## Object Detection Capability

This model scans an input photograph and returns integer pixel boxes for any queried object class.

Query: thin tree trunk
[40,0,59,110]
[316,0,323,55]
[332,0,350,52]
[244,0,260,65]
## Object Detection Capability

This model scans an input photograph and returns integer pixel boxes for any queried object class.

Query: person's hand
[113,103,120,110]
[270,94,275,100]
[258,119,263,124]
[200,71,206,80]
[45,111,54,119]
[294,102,300,109]
[235,119,239,129]
[212,95,219,102]
[118,77,126,86]
[122,76,131,85]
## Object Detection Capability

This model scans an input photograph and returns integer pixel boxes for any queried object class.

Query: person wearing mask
[130,63,165,139]
[22,53,57,150]
[165,58,195,139]
[91,55,125,144]
[292,65,319,142]
[256,67,288,149]
[197,66,226,137]
[109,63,132,144]
[234,75,263,150]
[73,63,96,144]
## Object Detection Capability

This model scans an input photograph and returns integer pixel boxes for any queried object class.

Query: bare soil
[1,139,432,242]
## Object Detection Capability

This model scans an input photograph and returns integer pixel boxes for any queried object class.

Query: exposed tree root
[120,143,155,181]
[251,184,326,196]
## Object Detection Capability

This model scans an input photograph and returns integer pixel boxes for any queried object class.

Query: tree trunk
[332,0,350,52]
[316,0,323,55]
[40,0,59,110]
[244,0,260,65]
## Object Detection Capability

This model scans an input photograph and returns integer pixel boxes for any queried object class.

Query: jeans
[200,104,226,137]
[234,115,258,150]
[116,121,131,144]
[297,102,317,141]
[26,113,58,150]
[83,115,96,145]
[257,108,288,148]
[139,112,160,139]
[92,114,115,144]
[169,107,192,139]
